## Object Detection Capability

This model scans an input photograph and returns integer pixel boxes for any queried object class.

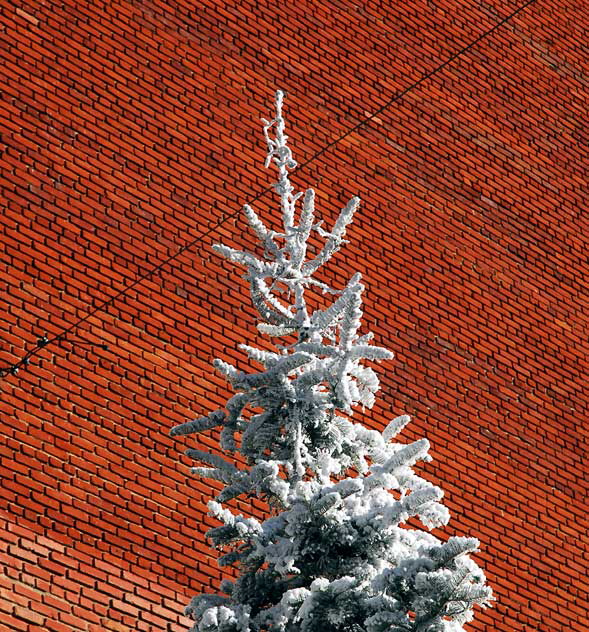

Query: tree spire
[171,91,492,632]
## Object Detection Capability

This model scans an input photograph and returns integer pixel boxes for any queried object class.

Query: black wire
[0,0,538,379]
[295,0,538,172]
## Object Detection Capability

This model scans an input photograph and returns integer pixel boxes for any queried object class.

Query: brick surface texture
[1,0,587,630]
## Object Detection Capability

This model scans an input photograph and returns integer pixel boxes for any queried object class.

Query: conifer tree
[171,91,492,632]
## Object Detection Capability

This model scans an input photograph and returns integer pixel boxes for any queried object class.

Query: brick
[13,606,44,625]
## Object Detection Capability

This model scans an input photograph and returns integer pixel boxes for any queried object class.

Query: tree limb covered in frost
[172,91,492,632]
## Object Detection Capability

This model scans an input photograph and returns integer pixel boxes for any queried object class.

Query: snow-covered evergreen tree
[171,91,492,632]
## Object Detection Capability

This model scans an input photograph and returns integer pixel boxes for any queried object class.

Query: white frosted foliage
[172,91,492,632]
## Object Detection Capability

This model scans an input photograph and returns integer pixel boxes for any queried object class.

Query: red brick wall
[1,1,587,630]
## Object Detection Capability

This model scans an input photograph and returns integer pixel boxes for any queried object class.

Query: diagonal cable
[0,0,538,379]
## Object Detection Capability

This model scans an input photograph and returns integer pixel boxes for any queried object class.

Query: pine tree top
[171,91,492,632]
